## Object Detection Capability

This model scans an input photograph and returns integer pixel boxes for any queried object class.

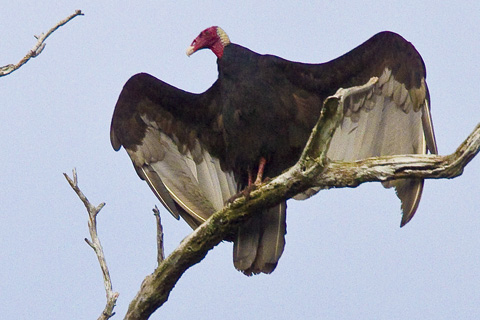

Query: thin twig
[153,206,165,265]
[0,9,83,77]
[64,168,118,320]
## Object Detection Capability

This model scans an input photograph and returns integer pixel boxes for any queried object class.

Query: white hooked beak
[186,46,195,57]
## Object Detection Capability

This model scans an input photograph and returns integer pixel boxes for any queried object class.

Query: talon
[227,184,257,203]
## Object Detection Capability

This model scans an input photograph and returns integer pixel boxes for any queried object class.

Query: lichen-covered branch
[125,123,480,320]
[64,169,119,320]
[0,10,83,77]
[122,80,480,320]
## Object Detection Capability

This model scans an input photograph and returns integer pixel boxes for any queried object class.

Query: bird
[110,26,437,275]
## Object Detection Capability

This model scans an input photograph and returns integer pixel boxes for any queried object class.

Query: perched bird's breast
[219,70,307,180]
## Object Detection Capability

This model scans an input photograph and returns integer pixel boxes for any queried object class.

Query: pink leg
[254,157,267,185]
[247,169,254,186]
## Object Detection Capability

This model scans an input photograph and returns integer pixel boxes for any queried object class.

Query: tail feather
[234,202,287,275]
[233,217,261,271]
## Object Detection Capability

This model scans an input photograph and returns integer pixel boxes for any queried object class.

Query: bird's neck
[212,41,227,59]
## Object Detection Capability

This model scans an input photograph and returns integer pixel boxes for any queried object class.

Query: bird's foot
[227,184,257,203]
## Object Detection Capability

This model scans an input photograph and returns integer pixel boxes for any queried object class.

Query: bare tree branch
[122,80,480,319]
[64,168,119,320]
[0,10,83,77]
[153,206,165,266]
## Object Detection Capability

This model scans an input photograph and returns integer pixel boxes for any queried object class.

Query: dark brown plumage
[110,26,437,275]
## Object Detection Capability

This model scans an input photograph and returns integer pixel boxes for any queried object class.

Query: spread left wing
[110,73,238,228]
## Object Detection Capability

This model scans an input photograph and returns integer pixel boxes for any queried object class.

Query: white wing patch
[296,68,436,225]
[128,120,238,227]
[328,68,427,161]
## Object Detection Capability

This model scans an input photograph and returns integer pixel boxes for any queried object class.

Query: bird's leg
[243,157,267,200]
[248,169,254,186]
[254,157,267,185]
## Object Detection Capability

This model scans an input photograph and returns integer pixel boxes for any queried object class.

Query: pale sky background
[1,1,479,319]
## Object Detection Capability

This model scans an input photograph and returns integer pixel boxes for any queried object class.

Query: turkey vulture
[110,26,437,275]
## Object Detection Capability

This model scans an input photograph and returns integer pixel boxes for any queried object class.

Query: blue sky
[1,1,479,319]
